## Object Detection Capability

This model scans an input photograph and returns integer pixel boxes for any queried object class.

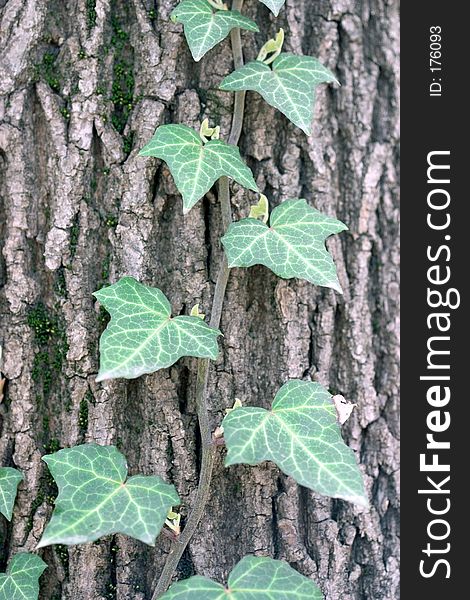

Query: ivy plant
[160,556,322,599]
[259,0,286,16]
[37,444,179,548]
[93,277,221,381]
[0,554,46,600]
[222,380,368,506]
[0,467,23,520]
[139,123,258,213]
[220,29,338,135]
[5,1,368,598]
[222,197,347,292]
[171,0,259,62]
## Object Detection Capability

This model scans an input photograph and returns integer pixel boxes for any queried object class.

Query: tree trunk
[0,0,399,598]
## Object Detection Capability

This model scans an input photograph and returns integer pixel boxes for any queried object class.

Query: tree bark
[0,0,399,599]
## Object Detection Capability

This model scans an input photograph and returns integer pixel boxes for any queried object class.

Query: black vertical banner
[402,2,466,598]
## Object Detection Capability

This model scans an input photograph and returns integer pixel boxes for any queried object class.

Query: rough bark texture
[0,0,399,599]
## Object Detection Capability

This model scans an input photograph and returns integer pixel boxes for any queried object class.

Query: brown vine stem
[151,1,247,597]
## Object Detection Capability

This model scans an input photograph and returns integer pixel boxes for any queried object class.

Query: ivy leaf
[0,553,46,600]
[220,53,337,135]
[222,380,368,507]
[258,0,286,16]
[221,199,347,292]
[0,467,23,520]
[37,444,179,548]
[171,0,259,62]
[139,124,258,213]
[160,555,323,599]
[94,277,221,381]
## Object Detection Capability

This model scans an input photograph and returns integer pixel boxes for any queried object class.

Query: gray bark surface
[0,0,399,598]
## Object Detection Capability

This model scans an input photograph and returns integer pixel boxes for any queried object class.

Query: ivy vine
[0,1,368,598]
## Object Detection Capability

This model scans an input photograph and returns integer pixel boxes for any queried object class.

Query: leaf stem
[151,2,247,597]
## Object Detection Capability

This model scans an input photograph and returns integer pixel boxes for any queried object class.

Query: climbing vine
[0,1,368,598]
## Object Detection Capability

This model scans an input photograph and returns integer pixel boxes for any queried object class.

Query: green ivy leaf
[0,553,46,600]
[171,0,259,62]
[259,0,286,16]
[37,444,179,548]
[160,555,323,599]
[94,277,221,381]
[222,380,368,507]
[221,199,347,293]
[139,124,258,213]
[220,53,337,135]
[0,467,23,521]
